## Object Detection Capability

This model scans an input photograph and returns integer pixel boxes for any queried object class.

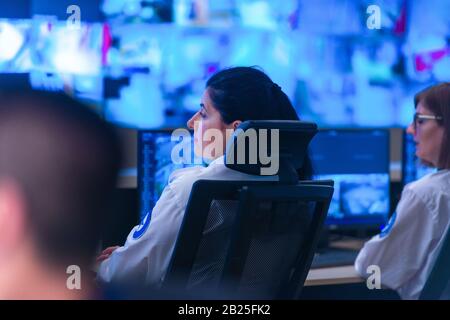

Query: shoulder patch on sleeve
[132,211,152,240]
[380,211,397,238]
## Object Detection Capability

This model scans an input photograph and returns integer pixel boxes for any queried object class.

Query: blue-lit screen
[1,0,449,128]
[0,19,33,72]
[0,18,104,106]
[31,20,104,101]
[101,0,450,128]
[309,130,390,226]
[402,131,437,185]
[138,130,203,219]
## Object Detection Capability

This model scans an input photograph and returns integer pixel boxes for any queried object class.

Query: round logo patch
[380,211,397,238]
[132,211,152,240]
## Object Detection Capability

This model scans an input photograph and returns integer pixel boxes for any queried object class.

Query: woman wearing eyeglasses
[355,82,450,300]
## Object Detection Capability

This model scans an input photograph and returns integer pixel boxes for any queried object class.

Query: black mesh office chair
[161,121,334,299]
[420,226,450,300]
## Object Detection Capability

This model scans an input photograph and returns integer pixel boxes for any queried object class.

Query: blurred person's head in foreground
[0,89,121,299]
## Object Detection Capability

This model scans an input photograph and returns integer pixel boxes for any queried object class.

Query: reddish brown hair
[414,82,450,169]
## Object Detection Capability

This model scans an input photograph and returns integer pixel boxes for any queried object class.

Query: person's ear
[0,180,26,259]
[231,120,242,130]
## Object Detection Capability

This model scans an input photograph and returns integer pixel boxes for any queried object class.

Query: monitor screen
[138,130,203,220]
[0,18,104,104]
[102,0,173,23]
[402,131,437,185]
[309,129,390,227]
[0,19,33,72]
[32,20,104,76]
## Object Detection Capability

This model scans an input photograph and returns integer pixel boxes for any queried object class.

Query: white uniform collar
[206,155,225,167]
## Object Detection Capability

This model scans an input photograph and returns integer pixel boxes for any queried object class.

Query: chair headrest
[224,120,318,183]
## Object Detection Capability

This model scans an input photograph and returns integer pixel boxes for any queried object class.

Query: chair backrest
[420,225,450,300]
[162,179,334,299]
[224,120,317,184]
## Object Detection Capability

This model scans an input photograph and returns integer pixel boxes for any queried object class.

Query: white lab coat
[355,169,450,299]
[97,156,277,286]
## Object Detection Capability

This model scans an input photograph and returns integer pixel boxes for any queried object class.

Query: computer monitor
[309,129,390,227]
[0,19,33,72]
[32,20,104,76]
[402,131,437,185]
[138,129,203,220]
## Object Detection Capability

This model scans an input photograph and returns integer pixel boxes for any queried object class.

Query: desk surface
[305,265,364,286]
[305,238,366,286]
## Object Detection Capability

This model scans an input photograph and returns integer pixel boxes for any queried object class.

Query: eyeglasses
[413,113,443,130]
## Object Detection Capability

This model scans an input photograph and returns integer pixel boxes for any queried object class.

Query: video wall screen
[0,0,448,129]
